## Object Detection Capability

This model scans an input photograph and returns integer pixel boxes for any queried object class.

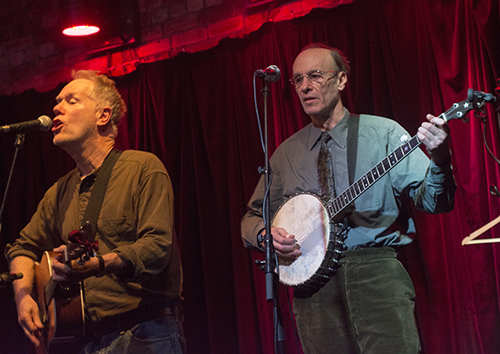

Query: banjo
[273,91,482,294]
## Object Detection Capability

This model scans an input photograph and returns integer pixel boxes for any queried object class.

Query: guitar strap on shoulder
[347,114,359,184]
[81,149,122,241]
[330,113,359,246]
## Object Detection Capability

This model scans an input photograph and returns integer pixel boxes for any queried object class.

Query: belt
[341,246,396,261]
[89,304,177,337]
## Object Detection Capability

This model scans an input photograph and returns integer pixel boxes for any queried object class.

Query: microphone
[0,115,52,134]
[255,65,281,82]
[0,272,23,286]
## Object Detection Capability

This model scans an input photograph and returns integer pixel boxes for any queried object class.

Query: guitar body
[34,251,85,353]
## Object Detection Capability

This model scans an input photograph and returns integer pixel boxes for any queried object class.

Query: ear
[96,107,112,128]
[337,71,348,92]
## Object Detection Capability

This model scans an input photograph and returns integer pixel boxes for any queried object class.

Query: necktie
[317,132,335,201]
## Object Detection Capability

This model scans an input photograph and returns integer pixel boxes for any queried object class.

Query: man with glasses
[241,43,456,353]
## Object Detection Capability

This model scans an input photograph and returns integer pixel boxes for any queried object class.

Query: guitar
[34,223,97,354]
[273,89,489,294]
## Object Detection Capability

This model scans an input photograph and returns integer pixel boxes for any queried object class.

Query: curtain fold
[1,0,499,353]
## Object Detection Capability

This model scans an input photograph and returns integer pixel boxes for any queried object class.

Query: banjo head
[273,194,330,287]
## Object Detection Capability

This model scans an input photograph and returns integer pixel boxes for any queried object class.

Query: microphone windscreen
[38,115,53,132]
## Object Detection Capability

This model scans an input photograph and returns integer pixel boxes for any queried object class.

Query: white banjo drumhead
[273,194,330,287]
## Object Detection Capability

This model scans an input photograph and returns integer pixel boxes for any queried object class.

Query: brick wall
[0,0,350,95]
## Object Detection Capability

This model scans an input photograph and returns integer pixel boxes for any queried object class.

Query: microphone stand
[260,80,286,354]
[0,133,25,236]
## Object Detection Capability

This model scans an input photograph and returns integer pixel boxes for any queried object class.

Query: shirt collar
[308,108,350,150]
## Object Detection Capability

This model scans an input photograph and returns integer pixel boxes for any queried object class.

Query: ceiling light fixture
[61,0,101,37]
[62,25,100,37]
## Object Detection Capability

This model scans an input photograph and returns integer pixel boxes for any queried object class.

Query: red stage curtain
[1,1,499,353]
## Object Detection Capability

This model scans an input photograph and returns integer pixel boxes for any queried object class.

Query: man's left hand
[51,245,99,283]
[417,114,451,165]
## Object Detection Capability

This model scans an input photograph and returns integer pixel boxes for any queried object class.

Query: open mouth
[52,119,62,132]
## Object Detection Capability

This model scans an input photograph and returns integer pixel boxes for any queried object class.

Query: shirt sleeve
[111,163,176,282]
[379,119,456,215]
[241,157,286,250]
[4,184,60,263]
[410,159,457,214]
[241,175,267,250]
[390,138,456,214]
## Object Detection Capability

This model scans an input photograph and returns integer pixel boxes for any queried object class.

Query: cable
[253,73,266,154]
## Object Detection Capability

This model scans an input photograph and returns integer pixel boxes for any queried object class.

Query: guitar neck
[325,134,421,219]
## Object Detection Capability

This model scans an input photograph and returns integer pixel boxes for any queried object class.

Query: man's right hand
[15,291,44,347]
[261,227,302,263]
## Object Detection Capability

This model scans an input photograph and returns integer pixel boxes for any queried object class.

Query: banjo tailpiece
[294,218,349,298]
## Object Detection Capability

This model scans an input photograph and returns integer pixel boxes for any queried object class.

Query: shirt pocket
[97,216,136,245]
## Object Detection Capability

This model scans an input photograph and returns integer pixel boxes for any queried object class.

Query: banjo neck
[325,92,480,220]
[325,134,421,220]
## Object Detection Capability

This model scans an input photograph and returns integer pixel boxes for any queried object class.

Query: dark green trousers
[293,247,420,354]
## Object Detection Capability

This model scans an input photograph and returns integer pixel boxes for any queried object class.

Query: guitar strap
[330,113,359,251]
[347,113,359,184]
[81,149,122,241]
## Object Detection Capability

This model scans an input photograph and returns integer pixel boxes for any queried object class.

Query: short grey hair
[71,70,127,132]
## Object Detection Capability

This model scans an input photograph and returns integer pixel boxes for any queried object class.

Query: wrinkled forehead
[292,48,337,74]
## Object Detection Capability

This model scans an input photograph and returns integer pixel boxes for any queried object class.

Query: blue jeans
[80,314,185,354]
[293,247,421,354]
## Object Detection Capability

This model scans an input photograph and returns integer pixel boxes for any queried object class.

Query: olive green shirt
[5,150,182,322]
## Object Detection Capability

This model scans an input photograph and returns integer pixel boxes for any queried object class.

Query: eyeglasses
[289,70,337,86]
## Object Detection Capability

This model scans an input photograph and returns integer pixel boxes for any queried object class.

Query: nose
[53,101,63,115]
[299,77,313,91]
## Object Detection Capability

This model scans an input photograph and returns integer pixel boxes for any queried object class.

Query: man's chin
[52,136,62,146]
[302,100,320,111]
[303,107,321,116]
[53,136,69,147]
